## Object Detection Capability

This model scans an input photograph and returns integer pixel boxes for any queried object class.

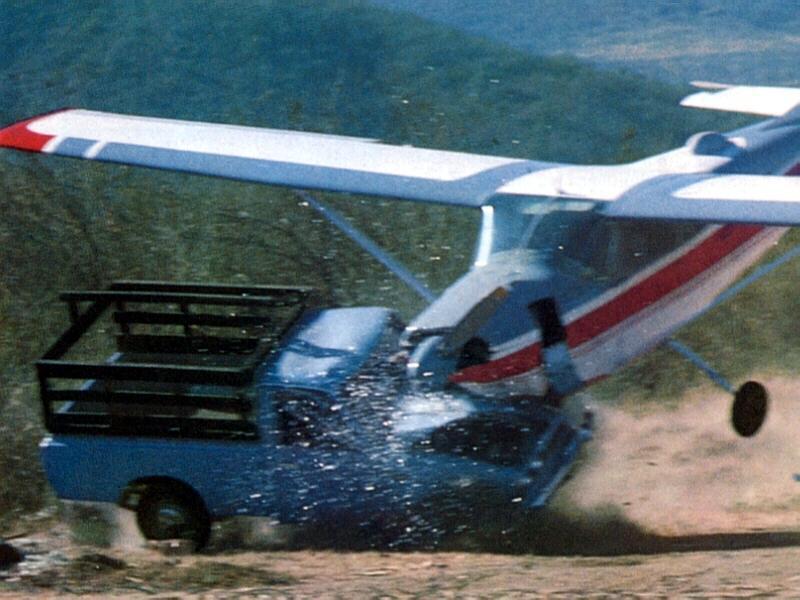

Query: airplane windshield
[488,204,706,285]
[530,212,706,284]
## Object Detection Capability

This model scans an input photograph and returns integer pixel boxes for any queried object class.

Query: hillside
[2,2,729,157]
[369,0,800,84]
[0,0,778,525]
[0,1,735,327]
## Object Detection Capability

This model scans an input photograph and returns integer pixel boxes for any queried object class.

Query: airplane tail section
[681,81,800,117]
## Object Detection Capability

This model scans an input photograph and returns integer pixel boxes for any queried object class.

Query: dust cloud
[560,377,800,536]
[112,507,145,551]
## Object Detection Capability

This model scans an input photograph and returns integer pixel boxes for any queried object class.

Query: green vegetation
[370,0,800,84]
[0,0,787,526]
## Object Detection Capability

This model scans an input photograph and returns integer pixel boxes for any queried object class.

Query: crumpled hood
[262,307,394,388]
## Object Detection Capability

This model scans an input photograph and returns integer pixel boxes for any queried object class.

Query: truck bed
[37,280,315,440]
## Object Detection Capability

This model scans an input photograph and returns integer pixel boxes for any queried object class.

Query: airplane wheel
[731,381,768,437]
[136,484,211,549]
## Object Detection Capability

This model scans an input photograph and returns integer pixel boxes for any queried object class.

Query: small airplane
[4,82,800,439]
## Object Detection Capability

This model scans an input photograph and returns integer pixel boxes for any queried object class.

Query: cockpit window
[502,207,706,285]
[547,217,705,283]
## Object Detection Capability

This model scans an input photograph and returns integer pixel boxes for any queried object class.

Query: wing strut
[665,339,733,393]
[294,190,436,303]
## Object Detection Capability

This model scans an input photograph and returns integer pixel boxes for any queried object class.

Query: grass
[370,0,800,84]
[0,384,49,533]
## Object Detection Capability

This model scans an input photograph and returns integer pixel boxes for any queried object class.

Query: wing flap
[602,174,800,225]
[493,159,800,226]
[0,109,555,207]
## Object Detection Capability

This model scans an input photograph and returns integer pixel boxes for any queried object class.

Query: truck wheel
[136,484,211,550]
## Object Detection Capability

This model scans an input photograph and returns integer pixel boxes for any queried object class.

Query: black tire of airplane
[731,380,769,438]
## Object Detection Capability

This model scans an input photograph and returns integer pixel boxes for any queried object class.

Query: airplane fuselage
[408,117,800,397]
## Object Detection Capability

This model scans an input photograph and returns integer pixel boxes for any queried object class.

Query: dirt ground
[4,544,800,598]
[3,377,800,598]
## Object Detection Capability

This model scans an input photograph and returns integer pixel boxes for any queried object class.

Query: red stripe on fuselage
[786,163,800,176]
[567,224,763,346]
[451,224,765,384]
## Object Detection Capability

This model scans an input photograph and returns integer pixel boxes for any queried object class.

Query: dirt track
[5,545,800,598]
[2,378,800,598]
[566,377,800,537]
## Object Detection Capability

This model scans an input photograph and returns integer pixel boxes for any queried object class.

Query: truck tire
[136,484,211,550]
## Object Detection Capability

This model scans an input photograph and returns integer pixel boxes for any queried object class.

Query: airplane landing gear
[732,381,769,437]
[666,339,769,437]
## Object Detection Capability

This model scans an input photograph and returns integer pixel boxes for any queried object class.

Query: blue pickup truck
[37,281,591,548]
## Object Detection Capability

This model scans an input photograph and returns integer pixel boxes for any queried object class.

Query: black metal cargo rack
[37,280,316,440]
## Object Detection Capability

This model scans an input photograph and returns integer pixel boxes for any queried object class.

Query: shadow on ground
[209,506,800,557]
[445,506,800,556]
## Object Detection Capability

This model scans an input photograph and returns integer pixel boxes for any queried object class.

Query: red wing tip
[0,108,73,152]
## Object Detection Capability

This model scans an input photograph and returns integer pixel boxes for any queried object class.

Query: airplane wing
[603,173,800,225]
[496,166,800,226]
[2,107,800,225]
[0,109,556,208]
